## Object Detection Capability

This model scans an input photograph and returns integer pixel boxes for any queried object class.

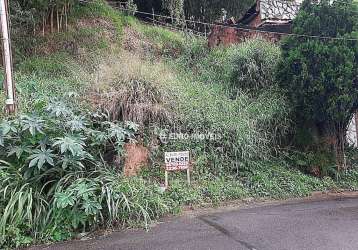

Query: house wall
[207,24,283,48]
[347,113,358,148]
[248,14,262,27]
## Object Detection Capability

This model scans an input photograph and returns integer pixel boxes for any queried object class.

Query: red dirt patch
[123,143,149,177]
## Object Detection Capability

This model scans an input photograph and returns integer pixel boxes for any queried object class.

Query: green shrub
[166,180,203,207]
[177,39,281,95]
[15,75,87,114]
[199,176,248,204]
[178,36,207,61]
[283,149,337,178]
[242,164,336,199]
[94,168,173,228]
[229,39,281,94]
[0,102,137,248]
[0,224,33,249]
[337,169,358,190]
[176,39,231,85]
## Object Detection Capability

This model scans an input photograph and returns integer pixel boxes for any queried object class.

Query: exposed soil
[123,143,149,177]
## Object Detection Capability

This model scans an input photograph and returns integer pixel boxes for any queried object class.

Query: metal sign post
[164,151,191,188]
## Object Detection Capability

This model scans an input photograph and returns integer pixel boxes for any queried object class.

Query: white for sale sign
[165,151,190,171]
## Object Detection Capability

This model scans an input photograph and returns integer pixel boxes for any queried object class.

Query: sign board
[164,151,191,188]
[165,151,190,171]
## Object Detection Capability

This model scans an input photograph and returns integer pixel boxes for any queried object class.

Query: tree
[11,0,77,35]
[133,0,162,13]
[162,0,185,24]
[277,0,358,170]
[132,0,254,22]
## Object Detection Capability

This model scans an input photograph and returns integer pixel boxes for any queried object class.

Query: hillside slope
[0,1,357,249]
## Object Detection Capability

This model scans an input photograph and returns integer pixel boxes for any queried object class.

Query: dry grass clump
[90,52,176,126]
[103,78,172,125]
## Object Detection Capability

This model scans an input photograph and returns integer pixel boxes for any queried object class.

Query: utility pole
[0,0,15,114]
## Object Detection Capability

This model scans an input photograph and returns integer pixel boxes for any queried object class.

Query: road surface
[31,197,358,250]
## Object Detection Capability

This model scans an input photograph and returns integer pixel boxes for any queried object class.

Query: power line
[111,5,358,42]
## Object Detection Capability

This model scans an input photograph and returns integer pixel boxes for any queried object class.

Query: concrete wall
[347,114,358,147]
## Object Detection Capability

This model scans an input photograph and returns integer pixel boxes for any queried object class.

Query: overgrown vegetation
[0,101,141,248]
[132,0,255,22]
[1,0,357,248]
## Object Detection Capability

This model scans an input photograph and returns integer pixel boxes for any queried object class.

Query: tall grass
[91,36,290,174]
[91,53,175,126]
[14,54,88,113]
[160,38,290,173]
[0,161,50,248]
[0,161,175,248]
[136,24,187,56]
[166,72,290,173]
[94,168,172,228]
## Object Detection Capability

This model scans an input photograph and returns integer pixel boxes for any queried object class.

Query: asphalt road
[31,197,358,250]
